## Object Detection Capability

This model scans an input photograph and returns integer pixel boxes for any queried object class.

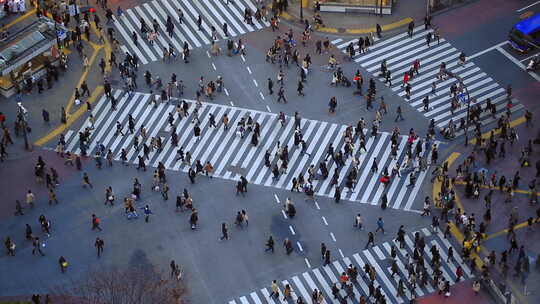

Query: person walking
[82,172,93,188]
[268,78,274,95]
[220,222,229,240]
[59,256,68,273]
[395,106,404,122]
[26,190,35,208]
[265,235,275,252]
[365,232,375,248]
[32,237,45,256]
[91,214,102,231]
[95,237,104,257]
[375,217,385,234]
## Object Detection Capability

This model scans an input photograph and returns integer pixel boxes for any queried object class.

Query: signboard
[68,4,79,16]
[457,92,467,104]
[56,29,66,40]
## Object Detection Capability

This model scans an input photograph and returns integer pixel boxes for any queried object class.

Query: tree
[54,265,186,304]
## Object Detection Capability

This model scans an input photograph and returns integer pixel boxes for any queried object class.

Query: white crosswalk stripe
[333,26,524,137]
[60,90,438,211]
[113,0,269,64]
[227,229,473,303]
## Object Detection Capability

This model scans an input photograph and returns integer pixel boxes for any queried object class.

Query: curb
[271,5,413,35]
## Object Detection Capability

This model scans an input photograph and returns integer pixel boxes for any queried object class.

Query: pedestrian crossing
[332,25,524,137]
[228,228,473,304]
[113,0,269,65]
[60,90,438,211]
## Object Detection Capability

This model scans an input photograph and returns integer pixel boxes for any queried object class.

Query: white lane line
[260,92,265,100]
[247,66,252,74]
[281,210,287,219]
[289,226,296,235]
[338,249,345,258]
[468,41,507,60]
[322,216,328,226]
[253,79,258,87]
[314,201,320,210]
[330,232,336,242]
[517,0,540,11]
[497,46,540,81]
[207,51,211,58]
[224,88,229,96]
[304,258,311,268]
[266,105,271,112]
[297,241,303,251]
[230,101,234,106]
[521,53,540,62]
[241,54,246,62]
[274,193,280,203]
[212,63,217,70]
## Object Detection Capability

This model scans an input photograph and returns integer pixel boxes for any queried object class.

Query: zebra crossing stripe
[122,10,158,60]
[209,0,248,34]
[149,1,189,49]
[315,125,347,196]
[210,109,249,174]
[66,93,110,152]
[84,92,131,155]
[332,260,362,300]
[371,137,407,204]
[157,0,200,47]
[170,0,211,44]
[362,133,391,203]
[435,230,472,276]
[239,0,269,28]
[109,94,149,155]
[249,292,262,304]
[239,296,249,304]
[275,120,317,188]
[350,135,381,202]
[115,94,153,160]
[312,268,335,302]
[190,0,229,38]
[364,250,398,303]
[113,16,152,64]
[226,111,266,178]
[284,121,325,190]
[260,288,276,304]
[229,230,472,304]
[61,93,431,211]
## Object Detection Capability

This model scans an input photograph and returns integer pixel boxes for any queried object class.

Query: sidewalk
[417,280,492,304]
[277,0,427,34]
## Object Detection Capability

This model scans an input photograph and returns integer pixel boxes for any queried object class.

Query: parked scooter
[526,55,540,71]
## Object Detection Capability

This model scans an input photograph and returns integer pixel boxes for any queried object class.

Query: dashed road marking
[246,66,252,74]
[322,216,328,226]
[304,258,311,268]
[330,232,336,242]
[289,225,296,235]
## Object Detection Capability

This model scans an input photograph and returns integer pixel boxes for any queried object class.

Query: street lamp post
[17,102,29,151]
[300,0,303,22]
[462,82,471,146]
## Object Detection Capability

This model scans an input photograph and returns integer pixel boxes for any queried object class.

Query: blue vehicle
[509,13,540,53]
